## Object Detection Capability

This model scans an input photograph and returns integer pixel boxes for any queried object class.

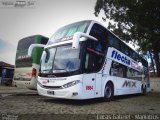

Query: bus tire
[103,82,114,101]
[141,85,147,96]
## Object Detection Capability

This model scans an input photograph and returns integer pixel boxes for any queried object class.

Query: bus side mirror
[72,32,98,49]
[28,44,45,56]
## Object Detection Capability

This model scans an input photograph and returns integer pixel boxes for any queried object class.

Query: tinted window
[17,36,36,50]
[110,61,142,81]
[110,61,126,77]
[41,37,48,45]
[120,43,129,56]
[83,40,105,73]
[108,33,121,50]
[126,67,142,81]
[89,23,108,52]
[16,57,32,68]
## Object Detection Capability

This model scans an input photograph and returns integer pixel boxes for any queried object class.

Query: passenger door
[82,73,96,98]
[95,73,102,97]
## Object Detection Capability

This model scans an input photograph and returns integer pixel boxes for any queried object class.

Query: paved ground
[0,86,160,120]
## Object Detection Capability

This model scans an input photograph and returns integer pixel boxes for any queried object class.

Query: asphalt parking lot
[0,86,160,120]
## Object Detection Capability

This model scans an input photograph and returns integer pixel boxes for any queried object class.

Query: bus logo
[122,81,136,88]
[111,50,131,66]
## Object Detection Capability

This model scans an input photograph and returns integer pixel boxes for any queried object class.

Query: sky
[0,0,136,65]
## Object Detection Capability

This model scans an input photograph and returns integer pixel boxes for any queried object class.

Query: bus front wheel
[103,82,114,101]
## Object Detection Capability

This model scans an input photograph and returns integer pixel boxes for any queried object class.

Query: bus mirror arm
[28,44,45,56]
[72,32,98,49]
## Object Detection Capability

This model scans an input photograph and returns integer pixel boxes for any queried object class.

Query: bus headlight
[37,81,43,87]
[62,80,81,88]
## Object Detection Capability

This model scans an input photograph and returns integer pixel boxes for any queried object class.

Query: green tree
[94,0,160,76]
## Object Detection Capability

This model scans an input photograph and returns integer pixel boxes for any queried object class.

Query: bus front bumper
[37,83,84,99]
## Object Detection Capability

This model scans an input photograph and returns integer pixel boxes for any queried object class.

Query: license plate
[47,91,54,95]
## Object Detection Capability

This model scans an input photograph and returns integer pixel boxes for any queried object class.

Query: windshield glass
[15,36,36,68]
[47,20,91,45]
[41,44,80,73]
[17,36,36,50]
[15,50,32,68]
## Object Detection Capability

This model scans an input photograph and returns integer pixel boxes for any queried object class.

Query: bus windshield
[15,49,32,68]
[48,21,90,45]
[15,36,36,68]
[41,44,80,73]
[16,56,32,68]
[15,35,48,68]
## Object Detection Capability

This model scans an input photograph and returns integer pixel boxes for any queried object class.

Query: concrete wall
[150,77,160,92]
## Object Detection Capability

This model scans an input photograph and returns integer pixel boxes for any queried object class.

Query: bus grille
[42,85,62,90]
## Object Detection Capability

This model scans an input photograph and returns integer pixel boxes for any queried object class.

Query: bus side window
[108,33,120,51]
[108,38,113,47]
[84,40,105,73]
[84,40,96,73]
[110,61,127,78]
[89,23,108,53]
[84,53,95,72]
[110,61,119,76]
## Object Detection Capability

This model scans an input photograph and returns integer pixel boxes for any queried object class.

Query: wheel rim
[105,86,112,98]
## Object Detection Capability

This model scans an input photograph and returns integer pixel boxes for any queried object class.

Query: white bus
[28,20,149,100]
[13,35,48,90]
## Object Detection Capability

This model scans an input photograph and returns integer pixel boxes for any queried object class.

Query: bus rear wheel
[141,85,147,96]
[103,82,114,101]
